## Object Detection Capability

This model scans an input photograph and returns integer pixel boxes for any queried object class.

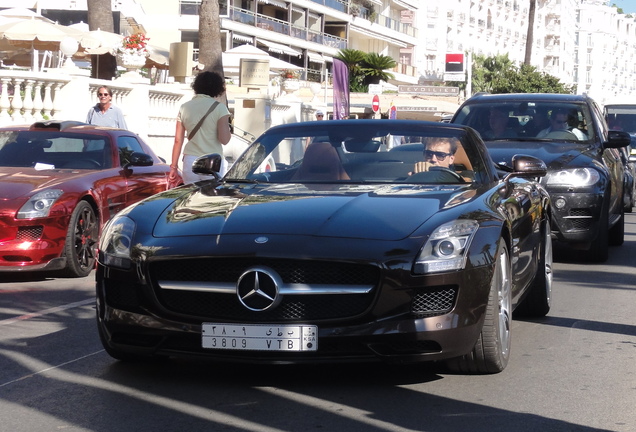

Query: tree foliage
[449,54,573,95]
[335,49,396,92]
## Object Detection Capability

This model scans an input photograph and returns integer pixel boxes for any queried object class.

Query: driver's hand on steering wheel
[409,161,433,176]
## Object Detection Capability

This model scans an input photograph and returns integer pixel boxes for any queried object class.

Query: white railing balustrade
[0,71,71,126]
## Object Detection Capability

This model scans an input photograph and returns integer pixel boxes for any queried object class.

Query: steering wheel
[545,130,579,140]
[407,167,465,183]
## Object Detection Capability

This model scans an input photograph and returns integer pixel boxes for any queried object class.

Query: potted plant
[117,33,150,70]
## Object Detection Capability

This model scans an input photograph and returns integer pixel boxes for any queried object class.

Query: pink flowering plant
[280,69,300,80]
[117,33,150,56]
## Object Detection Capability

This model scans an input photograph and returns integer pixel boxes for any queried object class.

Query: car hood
[152,183,470,241]
[0,168,83,199]
[485,140,593,170]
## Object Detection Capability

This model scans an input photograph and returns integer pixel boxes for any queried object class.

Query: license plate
[202,323,318,352]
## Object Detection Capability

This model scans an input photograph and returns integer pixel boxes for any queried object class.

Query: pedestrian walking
[169,71,231,184]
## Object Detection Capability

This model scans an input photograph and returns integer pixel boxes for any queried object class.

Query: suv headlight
[17,189,63,219]
[415,219,479,274]
[546,168,600,187]
[99,215,135,269]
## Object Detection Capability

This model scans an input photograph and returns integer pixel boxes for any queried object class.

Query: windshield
[224,121,488,185]
[0,131,110,169]
[454,101,595,143]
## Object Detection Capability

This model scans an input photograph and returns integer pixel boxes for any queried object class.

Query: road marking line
[0,298,94,326]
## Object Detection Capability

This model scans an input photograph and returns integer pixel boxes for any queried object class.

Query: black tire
[515,221,552,317]
[62,201,98,277]
[587,209,609,263]
[608,206,624,246]
[446,239,512,374]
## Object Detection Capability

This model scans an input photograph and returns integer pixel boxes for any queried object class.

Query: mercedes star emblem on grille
[237,266,282,311]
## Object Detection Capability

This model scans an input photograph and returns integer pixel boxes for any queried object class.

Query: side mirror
[511,154,547,178]
[123,152,153,169]
[605,130,631,148]
[499,155,547,197]
[192,153,223,179]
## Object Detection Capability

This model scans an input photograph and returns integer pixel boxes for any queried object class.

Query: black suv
[452,93,631,262]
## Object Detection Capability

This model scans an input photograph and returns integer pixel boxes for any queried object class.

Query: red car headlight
[17,189,64,219]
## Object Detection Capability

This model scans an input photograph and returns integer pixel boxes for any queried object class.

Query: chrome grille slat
[158,280,374,295]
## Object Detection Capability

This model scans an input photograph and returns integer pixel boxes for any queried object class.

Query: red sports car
[0,120,181,277]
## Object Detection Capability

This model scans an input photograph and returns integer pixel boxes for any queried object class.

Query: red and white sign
[372,94,380,112]
[389,104,397,119]
[445,53,465,73]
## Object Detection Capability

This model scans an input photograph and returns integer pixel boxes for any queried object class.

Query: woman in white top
[169,71,231,184]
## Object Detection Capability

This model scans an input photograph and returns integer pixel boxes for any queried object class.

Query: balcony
[309,0,348,13]
[228,7,347,48]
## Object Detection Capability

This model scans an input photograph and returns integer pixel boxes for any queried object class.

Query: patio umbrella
[0,18,77,51]
[0,18,102,70]
[0,7,54,23]
[81,29,124,55]
[145,44,169,69]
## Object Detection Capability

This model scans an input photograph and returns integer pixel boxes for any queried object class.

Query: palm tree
[87,0,117,80]
[361,52,396,85]
[525,0,537,65]
[198,0,224,77]
[335,48,366,91]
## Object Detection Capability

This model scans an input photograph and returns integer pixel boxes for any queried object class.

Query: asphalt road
[1,215,635,432]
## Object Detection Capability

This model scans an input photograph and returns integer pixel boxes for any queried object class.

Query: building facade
[10,0,636,101]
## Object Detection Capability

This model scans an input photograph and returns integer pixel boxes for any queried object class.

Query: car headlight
[414,219,479,274]
[99,215,135,269]
[546,168,600,187]
[17,189,64,219]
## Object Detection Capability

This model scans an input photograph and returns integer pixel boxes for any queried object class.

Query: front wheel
[446,239,512,374]
[62,201,98,277]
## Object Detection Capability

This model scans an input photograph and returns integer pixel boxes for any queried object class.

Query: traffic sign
[389,104,397,119]
[372,94,380,112]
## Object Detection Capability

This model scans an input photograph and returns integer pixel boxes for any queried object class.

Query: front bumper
[96,259,493,365]
[546,188,604,244]
[0,217,67,272]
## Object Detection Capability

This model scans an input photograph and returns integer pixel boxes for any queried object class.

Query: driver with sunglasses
[412,137,457,174]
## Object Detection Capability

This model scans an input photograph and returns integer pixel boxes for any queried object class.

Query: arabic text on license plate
[202,323,318,351]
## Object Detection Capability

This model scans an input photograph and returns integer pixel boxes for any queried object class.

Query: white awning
[258,40,301,57]
[307,51,324,63]
[232,34,253,43]
[256,0,287,8]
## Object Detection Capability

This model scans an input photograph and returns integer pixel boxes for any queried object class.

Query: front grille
[152,258,376,285]
[411,286,457,317]
[568,208,593,230]
[149,258,380,322]
[16,226,43,241]
[104,279,143,312]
